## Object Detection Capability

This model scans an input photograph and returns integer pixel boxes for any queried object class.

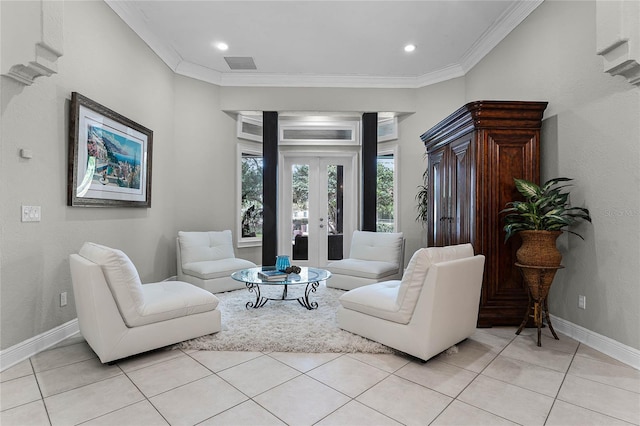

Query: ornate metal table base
[245,281,320,310]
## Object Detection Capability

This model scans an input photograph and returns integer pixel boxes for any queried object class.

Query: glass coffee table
[231,267,331,310]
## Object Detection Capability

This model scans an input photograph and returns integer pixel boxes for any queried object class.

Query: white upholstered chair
[325,231,405,290]
[176,230,257,293]
[337,243,485,362]
[70,242,221,364]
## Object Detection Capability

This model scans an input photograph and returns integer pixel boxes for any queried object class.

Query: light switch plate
[21,205,41,222]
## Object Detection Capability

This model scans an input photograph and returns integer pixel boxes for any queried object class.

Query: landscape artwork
[86,124,143,191]
[68,92,153,207]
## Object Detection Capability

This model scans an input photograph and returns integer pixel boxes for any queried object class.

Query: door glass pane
[377,154,395,232]
[291,164,309,261]
[241,153,263,239]
[327,164,344,260]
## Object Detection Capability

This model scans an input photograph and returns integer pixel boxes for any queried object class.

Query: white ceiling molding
[218,73,421,89]
[415,65,466,88]
[105,1,543,89]
[2,1,64,86]
[459,0,544,73]
[105,0,182,71]
[175,61,223,86]
[596,0,640,86]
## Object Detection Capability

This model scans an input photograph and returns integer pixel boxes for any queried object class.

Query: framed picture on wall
[68,92,153,207]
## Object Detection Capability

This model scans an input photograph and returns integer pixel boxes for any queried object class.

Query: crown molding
[105,0,182,71]
[459,0,544,73]
[175,61,223,86]
[107,0,541,89]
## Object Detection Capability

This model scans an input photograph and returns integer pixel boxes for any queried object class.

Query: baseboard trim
[0,319,79,372]
[550,314,640,370]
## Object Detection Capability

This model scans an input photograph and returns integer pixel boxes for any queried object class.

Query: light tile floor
[1,327,639,426]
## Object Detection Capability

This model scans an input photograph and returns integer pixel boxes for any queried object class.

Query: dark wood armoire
[420,100,548,327]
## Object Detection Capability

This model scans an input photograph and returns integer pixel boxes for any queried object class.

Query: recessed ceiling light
[404,44,416,53]
[214,42,229,51]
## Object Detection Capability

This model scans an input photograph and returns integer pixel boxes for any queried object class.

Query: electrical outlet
[60,292,67,307]
[21,205,41,222]
[578,295,586,309]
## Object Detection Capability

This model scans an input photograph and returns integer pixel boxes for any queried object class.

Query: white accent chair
[337,243,485,362]
[326,231,405,290]
[70,242,221,364]
[177,230,256,293]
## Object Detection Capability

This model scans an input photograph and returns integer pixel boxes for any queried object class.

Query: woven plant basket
[516,230,563,267]
[519,267,558,300]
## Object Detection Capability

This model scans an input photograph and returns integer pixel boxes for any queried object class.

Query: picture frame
[68,92,152,207]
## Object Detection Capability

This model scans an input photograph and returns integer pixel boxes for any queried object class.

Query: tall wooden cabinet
[420,101,548,327]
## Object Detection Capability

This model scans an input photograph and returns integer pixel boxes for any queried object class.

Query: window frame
[377,143,399,232]
[237,141,264,248]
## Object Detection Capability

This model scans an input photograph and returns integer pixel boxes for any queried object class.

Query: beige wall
[1,0,177,349]
[465,0,640,349]
[2,0,638,353]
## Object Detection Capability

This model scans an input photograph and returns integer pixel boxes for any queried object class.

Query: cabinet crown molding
[420,100,548,149]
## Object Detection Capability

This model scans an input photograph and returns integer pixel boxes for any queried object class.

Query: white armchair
[177,230,257,293]
[337,243,485,362]
[70,242,221,364]
[326,231,405,290]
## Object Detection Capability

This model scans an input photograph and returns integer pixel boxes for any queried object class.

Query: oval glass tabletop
[231,266,331,285]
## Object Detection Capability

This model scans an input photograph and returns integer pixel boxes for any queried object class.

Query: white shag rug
[175,283,395,354]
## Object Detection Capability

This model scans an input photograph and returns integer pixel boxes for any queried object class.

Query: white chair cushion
[326,258,398,280]
[394,248,432,321]
[178,230,235,264]
[338,281,409,323]
[395,243,475,319]
[79,242,144,327]
[349,231,403,264]
[182,257,257,280]
[136,281,219,327]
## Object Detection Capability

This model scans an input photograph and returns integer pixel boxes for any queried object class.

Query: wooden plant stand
[515,263,563,347]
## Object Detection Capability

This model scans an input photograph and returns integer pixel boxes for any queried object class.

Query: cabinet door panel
[450,136,474,246]
[427,146,448,247]
[478,129,540,325]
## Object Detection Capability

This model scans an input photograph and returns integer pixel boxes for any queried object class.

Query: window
[377,147,398,232]
[279,120,359,145]
[378,117,398,142]
[238,143,263,247]
[237,115,263,142]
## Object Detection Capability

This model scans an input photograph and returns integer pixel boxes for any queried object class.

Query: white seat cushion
[182,257,257,280]
[79,242,145,327]
[179,230,235,264]
[349,231,403,264]
[338,280,408,323]
[135,281,219,327]
[338,249,431,325]
[326,258,398,280]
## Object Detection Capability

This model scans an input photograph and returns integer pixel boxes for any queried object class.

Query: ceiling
[106,1,543,88]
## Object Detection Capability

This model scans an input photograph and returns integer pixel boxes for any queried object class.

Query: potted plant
[415,168,429,225]
[502,178,592,335]
[502,177,592,267]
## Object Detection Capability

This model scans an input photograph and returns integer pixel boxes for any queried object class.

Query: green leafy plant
[415,168,429,225]
[502,177,592,241]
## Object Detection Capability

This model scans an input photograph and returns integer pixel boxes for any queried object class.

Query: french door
[278,152,357,267]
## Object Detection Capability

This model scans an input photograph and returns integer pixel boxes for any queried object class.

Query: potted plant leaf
[502,177,592,266]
